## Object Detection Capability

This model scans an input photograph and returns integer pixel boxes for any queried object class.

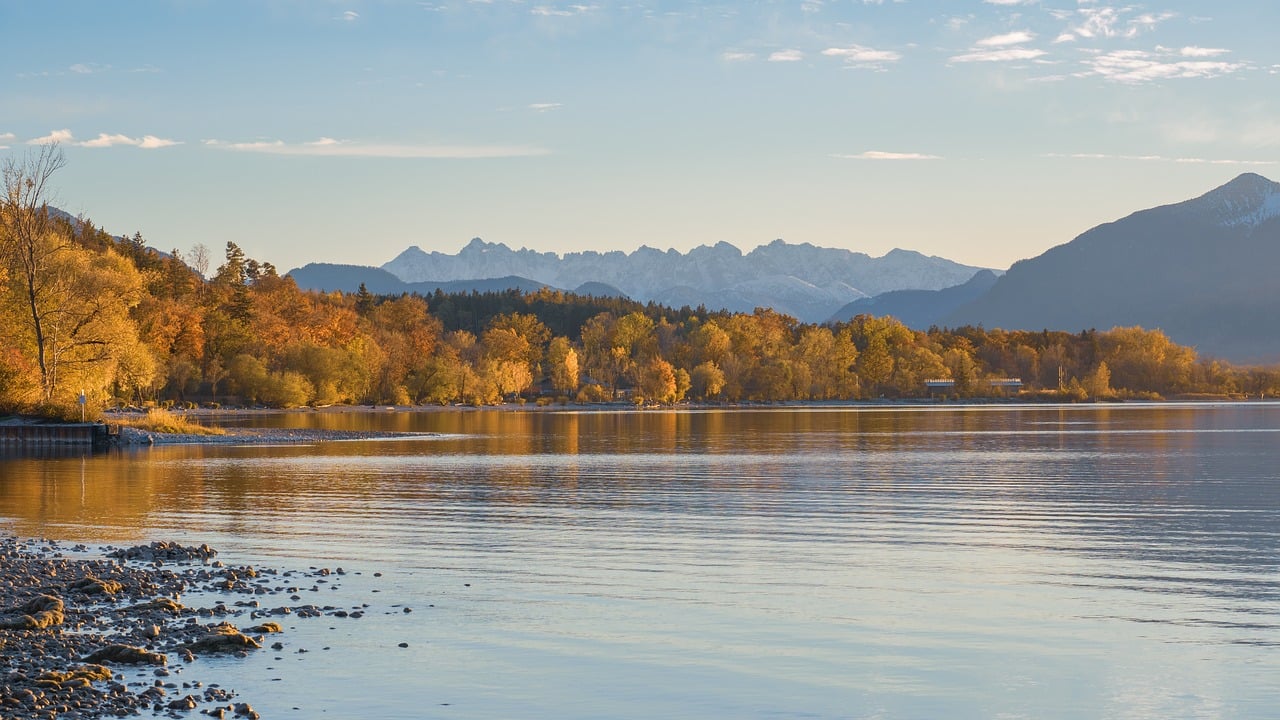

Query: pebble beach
[0,536,381,719]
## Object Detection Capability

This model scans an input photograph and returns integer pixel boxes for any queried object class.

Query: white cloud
[137,136,180,149]
[950,47,1046,63]
[0,132,14,142]
[1070,7,1175,41]
[528,102,562,111]
[79,133,135,148]
[1081,48,1246,84]
[833,151,942,160]
[976,31,1036,47]
[721,51,755,62]
[768,49,804,62]
[1073,7,1122,39]
[1179,46,1228,58]
[341,10,359,22]
[27,129,75,145]
[1053,32,1076,43]
[77,132,181,149]
[984,0,1034,4]
[821,45,902,66]
[206,138,551,159]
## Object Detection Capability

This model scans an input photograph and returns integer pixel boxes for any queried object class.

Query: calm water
[2,404,1279,719]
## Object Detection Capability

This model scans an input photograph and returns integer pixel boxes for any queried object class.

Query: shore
[114,423,436,446]
[80,395,1278,446]
[0,536,373,719]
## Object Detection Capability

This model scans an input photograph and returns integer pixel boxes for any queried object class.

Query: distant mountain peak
[1189,172,1280,228]
[379,237,989,322]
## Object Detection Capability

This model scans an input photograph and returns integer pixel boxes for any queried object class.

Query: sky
[2,0,1278,272]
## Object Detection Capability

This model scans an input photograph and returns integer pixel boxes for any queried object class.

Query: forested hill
[4,151,1280,419]
[949,173,1280,362]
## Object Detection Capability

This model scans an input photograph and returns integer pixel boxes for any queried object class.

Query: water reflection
[2,404,1279,718]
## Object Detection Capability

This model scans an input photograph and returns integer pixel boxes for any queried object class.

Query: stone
[83,644,169,666]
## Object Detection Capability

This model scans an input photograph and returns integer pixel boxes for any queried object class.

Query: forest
[4,147,1280,420]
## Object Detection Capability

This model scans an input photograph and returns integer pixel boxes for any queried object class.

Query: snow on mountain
[1184,172,1280,228]
[382,238,988,323]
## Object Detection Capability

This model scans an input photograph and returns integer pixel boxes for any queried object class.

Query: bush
[122,409,225,436]
[575,384,611,403]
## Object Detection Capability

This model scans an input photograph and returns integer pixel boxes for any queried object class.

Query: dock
[0,422,117,449]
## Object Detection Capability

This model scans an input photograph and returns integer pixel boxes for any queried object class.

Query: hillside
[948,173,1280,362]
[829,269,999,328]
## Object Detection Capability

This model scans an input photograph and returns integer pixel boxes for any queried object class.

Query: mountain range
[292,239,989,323]
[285,172,1280,363]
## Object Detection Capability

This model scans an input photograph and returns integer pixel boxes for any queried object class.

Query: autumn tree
[0,146,154,414]
[547,336,580,395]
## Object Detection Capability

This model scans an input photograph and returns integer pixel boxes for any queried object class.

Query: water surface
[2,404,1278,719]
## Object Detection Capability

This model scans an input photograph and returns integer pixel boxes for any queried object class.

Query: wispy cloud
[340,10,359,22]
[951,47,1046,63]
[531,4,597,17]
[1080,48,1247,83]
[833,151,942,161]
[1045,152,1274,166]
[204,137,551,159]
[977,31,1036,47]
[1059,7,1176,43]
[528,102,562,112]
[26,129,180,148]
[1176,46,1229,58]
[721,51,755,63]
[984,0,1034,4]
[0,131,13,150]
[769,49,804,62]
[821,45,902,68]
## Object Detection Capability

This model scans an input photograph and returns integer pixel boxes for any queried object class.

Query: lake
[2,403,1278,719]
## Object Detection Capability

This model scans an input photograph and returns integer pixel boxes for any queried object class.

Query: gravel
[0,537,372,719]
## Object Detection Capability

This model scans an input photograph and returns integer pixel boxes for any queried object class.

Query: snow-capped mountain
[381,238,988,322]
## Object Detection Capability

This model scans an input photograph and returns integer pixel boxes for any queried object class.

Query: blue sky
[3,1,1277,272]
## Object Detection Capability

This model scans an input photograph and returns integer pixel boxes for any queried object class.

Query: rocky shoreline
[0,536,376,719]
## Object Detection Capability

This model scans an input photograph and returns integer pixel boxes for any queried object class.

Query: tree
[1,144,67,401]
[690,361,725,400]
[636,357,678,404]
[547,336,580,394]
[1084,361,1112,400]
[1,146,154,413]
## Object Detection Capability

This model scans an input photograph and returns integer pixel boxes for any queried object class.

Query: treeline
[4,148,1280,418]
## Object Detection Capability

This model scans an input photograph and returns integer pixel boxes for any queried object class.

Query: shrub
[122,409,225,436]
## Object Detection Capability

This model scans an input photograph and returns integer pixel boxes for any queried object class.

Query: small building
[924,379,956,395]
[988,378,1023,395]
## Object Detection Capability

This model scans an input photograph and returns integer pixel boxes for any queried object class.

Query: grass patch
[122,409,225,436]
